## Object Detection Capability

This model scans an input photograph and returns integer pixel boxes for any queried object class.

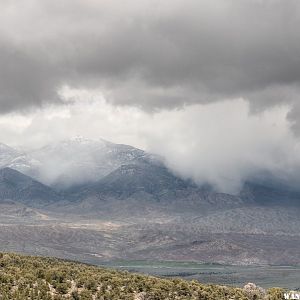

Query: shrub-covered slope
[0,253,284,300]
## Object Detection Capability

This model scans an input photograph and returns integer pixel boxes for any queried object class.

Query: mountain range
[0,137,299,266]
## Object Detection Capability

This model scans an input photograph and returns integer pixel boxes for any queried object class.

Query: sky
[1,0,300,192]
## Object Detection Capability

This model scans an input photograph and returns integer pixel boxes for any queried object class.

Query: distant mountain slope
[0,137,153,189]
[240,182,300,207]
[1,137,299,212]
[29,136,147,189]
[0,143,20,166]
[0,139,300,266]
[0,199,48,219]
[0,143,38,176]
[0,167,60,206]
[78,159,193,199]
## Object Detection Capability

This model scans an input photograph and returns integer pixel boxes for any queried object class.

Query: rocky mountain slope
[0,167,60,207]
[29,136,149,189]
[0,143,38,175]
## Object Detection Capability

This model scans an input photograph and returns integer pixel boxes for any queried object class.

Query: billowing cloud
[143,100,300,193]
[1,92,300,193]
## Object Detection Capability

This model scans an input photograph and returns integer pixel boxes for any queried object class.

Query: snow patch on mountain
[0,137,151,189]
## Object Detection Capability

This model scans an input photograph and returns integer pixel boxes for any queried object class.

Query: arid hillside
[0,253,285,299]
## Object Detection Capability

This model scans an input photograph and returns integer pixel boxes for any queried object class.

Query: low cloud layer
[143,100,299,193]
[1,94,300,193]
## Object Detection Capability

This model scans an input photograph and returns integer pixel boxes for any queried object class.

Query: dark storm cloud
[0,40,63,113]
[1,0,300,116]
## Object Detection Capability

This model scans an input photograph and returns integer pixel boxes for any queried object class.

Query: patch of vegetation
[0,253,285,299]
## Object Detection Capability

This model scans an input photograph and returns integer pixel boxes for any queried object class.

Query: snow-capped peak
[0,137,148,189]
[69,135,93,144]
[57,136,109,146]
[0,142,17,152]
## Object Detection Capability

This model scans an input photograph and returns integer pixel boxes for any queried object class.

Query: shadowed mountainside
[0,167,61,207]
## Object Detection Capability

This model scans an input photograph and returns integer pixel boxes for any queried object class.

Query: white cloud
[142,100,298,193]
[0,89,299,192]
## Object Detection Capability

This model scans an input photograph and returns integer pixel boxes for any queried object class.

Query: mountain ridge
[0,138,299,266]
[0,167,61,207]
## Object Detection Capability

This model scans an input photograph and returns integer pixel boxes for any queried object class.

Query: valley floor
[0,196,299,295]
[101,261,300,290]
[0,210,299,292]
